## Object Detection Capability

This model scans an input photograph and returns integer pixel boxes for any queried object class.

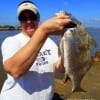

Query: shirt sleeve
[1,37,21,62]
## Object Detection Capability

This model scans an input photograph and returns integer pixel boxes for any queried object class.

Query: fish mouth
[65,21,77,28]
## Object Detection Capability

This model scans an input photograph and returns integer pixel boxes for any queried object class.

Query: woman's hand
[39,14,71,35]
[54,56,65,73]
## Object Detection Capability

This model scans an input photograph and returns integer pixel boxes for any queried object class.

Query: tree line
[0,25,20,30]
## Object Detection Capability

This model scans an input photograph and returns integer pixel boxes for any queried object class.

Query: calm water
[0,30,20,69]
[0,28,100,47]
[51,28,100,55]
[87,28,100,54]
[0,28,100,68]
[0,28,100,54]
[0,30,20,44]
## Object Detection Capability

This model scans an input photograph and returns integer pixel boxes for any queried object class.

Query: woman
[0,1,71,100]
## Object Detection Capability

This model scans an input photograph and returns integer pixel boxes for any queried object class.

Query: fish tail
[71,78,86,92]
[72,86,86,92]
[63,74,70,83]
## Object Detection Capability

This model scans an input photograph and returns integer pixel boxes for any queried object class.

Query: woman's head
[17,1,40,37]
[17,0,40,20]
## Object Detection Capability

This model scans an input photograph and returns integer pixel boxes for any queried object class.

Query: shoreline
[0,29,21,31]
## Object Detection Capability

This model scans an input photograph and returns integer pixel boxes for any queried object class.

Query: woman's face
[19,10,39,37]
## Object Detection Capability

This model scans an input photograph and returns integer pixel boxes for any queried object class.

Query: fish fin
[72,87,86,92]
[63,75,70,83]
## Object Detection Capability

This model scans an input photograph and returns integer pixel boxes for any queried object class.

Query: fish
[58,12,97,92]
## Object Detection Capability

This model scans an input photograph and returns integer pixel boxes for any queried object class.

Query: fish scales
[57,11,96,92]
[59,26,96,92]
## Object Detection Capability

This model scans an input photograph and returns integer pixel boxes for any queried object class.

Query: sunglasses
[18,14,38,22]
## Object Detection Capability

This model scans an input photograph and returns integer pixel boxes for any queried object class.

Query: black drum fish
[58,11,97,92]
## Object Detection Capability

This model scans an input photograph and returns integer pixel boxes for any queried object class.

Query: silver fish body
[59,26,96,92]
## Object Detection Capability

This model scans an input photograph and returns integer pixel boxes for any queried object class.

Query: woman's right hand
[39,14,71,36]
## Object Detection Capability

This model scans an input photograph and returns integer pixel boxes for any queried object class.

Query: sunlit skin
[19,10,65,72]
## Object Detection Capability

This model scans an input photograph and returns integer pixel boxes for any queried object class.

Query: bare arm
[3,14,70,78]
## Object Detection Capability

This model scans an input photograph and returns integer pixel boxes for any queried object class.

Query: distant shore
[0,25,21,31]
[0,28,21,31]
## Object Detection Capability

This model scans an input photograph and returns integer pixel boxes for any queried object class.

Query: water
[0,28,100,67]
[0,30,20,43]
[0,28,100,53]
[50,28,100,55]
[87,28,100,55]
[0,30,20,69]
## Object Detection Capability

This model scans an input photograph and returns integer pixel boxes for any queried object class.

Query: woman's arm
[3,14,70,78]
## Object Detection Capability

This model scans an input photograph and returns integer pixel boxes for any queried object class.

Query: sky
[0,0,100,28]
